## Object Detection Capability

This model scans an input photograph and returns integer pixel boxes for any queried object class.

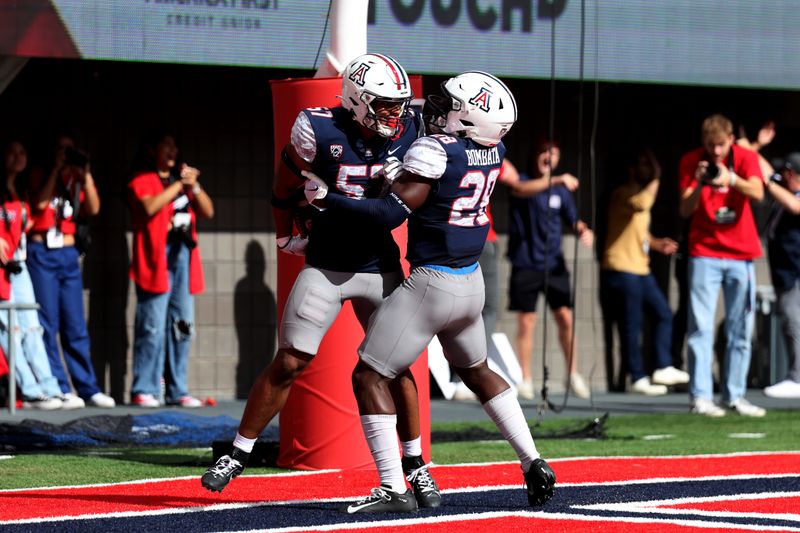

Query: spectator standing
[506,141,591,400]
[678,114,765,417]
[128,131,214,408]
[1,139,62,409]
[762,152,800,398]
[26,134,114,409]
[601,148,690,395]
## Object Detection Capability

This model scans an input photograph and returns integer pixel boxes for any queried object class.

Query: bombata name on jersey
[465,147,500,167]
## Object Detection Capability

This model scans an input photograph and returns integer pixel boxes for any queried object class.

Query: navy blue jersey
[506,173,578,271]
[295,106,420,272]
[403,134,505,268]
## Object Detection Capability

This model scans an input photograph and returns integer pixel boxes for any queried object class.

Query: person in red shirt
[26,133,114,409]
[128,131,214,408]
[678,114,765,418]
[0,138,64,410]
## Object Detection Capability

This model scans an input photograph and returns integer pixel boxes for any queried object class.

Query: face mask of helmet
[341,54,413,138]
[422,92,450,135]
[435,71,517,147]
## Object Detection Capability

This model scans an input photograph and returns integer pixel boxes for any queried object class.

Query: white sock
[233,433,257,454]
[482,388,539,472]
[361,414,407,493]
[401,436,422,458]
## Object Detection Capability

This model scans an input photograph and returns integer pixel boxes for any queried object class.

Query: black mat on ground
[0,412,278,451]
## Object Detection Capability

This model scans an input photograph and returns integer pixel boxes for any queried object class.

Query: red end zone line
[0,452,798,523]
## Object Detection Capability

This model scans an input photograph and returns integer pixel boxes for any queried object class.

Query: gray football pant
[359,266,488,379]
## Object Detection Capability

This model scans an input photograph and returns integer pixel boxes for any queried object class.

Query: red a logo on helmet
[350,63,370,86]
[469,88,492,112]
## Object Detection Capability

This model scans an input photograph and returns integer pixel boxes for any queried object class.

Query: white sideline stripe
[0,468,341,493]
[3,473,799,526]
[0,455,14,460]
[217,510,800,533]
[221,511,541,533]
[575,491,800,522]
[4,452,800,494]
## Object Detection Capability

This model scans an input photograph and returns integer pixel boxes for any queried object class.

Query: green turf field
[1,410,797,490]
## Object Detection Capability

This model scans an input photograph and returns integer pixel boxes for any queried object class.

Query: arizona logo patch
[349,62,369,86]
[329,144,343,160]
[469,87,492,112]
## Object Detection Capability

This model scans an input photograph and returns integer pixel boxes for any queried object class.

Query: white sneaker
[570,373,590,399]
[59,393,85,410]
[691,397,726,417]
[763,379,800,399]
[168,395,203,408]
[651,366,690,386]
[22,395,63,410]
[727,398,766,417]
[89,392,116,408]
[516,379,534,400]
[132,393,160,408]
[631,377,668,396]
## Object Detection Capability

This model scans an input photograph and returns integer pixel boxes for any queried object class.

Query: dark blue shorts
[508,264,573,312]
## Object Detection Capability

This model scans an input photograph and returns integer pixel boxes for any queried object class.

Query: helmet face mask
[341,54,413,138]
[428,71,516,147]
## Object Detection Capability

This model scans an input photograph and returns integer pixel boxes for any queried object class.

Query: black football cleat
[524,458,556,505]
[340,486,418,514]
[201,454,245,492]
[402,455,442,508]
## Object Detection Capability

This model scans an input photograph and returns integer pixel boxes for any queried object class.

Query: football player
[202,54,441,508]
[307,71,556,513]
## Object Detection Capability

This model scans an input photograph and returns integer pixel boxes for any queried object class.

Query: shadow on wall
[86,194,131,404]
[234,240,277,398]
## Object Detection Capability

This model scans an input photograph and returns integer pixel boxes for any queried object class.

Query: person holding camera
[762,152,800,399]
[678,114,765,417]
[1,139,64,409]
[128,131,213,408]
[26,133,114,409]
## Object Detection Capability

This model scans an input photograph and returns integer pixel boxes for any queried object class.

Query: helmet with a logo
[423,71,516,147]
[340,53,413,137]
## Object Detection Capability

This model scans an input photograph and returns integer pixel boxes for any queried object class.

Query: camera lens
[702,159,720,183]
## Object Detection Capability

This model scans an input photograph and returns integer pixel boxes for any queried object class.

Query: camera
[701,156,720,184]
[170,206,196,249]
[170,226,197,250]
[3,261,22,275]
[64,146,89,168]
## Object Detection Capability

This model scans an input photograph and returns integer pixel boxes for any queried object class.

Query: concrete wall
[2,58,794,404]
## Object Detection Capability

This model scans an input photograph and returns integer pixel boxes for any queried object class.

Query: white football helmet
[424,71,516,147]
[340,53,413,137]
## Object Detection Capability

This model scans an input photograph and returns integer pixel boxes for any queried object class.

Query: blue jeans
[687,257,755,403]
[26,242,100,398]
[131,239,195,402]
[0,257,62,399]
[603,270,673,381]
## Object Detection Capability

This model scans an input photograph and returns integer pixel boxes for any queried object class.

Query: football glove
[524,458,556,506]
[301,170,328,208]
[378,156,403,184]
[375,156,403,197]
[276,235,308,256]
